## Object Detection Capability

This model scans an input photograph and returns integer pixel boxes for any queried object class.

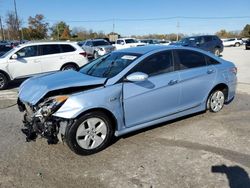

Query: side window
[206,55,220,65]
[175,50,206,70]
[133,51,173,76]
[117,40,123,44]
[197,37,205,44]
[213,36,219,41]
[40,45,61,55]
[85,41,90,46]
[60,44,76,52]
[16,46,38,58]
[204,36,213,42]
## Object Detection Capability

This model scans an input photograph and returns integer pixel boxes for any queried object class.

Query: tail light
[230,67,237,75]
[79,52,87,57]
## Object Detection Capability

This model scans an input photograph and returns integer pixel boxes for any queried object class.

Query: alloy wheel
[210,90,225,112]
[76,117,107,150]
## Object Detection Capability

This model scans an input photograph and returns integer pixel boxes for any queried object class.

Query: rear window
[175,50,206,70]
[60,44,76,52]
[92,40,110,46]
[40,44,61,55]
[206,56,220,65]
[125,39,137,44]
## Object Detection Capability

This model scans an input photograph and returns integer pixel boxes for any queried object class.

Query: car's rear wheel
[214,48,220,56]
[65,111,114,155]
[207,90,225,113]
[0,73,9,90]
[61,64,78,71]
[235,42,240,47]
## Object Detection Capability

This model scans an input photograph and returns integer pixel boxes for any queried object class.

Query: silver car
[81,39,115,59]
[18,45,237,155]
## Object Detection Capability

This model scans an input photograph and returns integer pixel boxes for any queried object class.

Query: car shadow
[7,79,24,90]
[211,164,250,188]
[109,110,206,147]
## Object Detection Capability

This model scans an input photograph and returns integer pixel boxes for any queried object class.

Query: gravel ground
[0,46,250,188]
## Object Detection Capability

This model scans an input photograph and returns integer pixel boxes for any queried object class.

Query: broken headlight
[38,95,69,117]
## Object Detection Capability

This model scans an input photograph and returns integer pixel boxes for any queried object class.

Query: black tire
[61,64,78,71]
[207,90,225,113]
[93,51,99,59]
[0,73,9,90]
[214,48,220,56]
[65,111,114,155]
[235,42,240,47]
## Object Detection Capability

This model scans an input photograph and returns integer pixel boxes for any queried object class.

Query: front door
[123,50,181,127]
[7,45,41,79]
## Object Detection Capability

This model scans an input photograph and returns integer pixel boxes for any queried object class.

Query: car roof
[18,41,77,47]
[116,45,214,56]
[87,39,107,41]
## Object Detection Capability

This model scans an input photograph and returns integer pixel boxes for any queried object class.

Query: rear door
[123,50,181,127]
[173,49,217,111]
[38,44,62,72]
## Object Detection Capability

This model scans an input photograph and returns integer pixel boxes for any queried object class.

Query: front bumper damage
[18,99,72,144]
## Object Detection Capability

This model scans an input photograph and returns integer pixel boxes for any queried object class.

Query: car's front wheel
[207,90,225,113]
[0,73,9,90]
[65,111,114,155]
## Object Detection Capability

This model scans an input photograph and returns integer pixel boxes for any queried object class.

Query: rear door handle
[207,69,215,74]
[168,80,178,85]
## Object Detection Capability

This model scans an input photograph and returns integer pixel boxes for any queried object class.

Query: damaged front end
[18,95,73,144]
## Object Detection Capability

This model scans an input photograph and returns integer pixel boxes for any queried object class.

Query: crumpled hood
[18,70,106,105]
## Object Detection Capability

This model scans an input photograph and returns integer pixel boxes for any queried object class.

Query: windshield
[178,37,196,45]
[125,39,137,44]
[80,52,141,78]
[93,40,110,46]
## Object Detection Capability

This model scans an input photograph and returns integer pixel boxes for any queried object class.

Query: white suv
[114,38,145,50]
[0,41,88,89]
[222,38,243,47]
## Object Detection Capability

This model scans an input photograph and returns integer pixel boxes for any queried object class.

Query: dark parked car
[172,35,223,56]
[0,44,12,57]
[245,39,250,50]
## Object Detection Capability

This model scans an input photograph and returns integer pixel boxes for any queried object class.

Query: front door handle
[168,80,178,85]
[207,69,215,74]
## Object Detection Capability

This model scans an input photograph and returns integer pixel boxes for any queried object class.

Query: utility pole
[112,18,115,34]
[13,0,21,40]
[0,16,4,40]
[57,24,59,40]
[176,21,180,41]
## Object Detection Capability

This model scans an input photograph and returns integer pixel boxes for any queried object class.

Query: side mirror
[11,54,18,59]
[121,41,125,45]
[126,72,148,82]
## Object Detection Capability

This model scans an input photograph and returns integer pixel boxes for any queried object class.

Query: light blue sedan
[18,45,237,155]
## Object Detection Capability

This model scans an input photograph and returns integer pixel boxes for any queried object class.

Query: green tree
[51,21,69,40]
[60,26,71,40]
[28,14,48,40]
[241,24,250,37]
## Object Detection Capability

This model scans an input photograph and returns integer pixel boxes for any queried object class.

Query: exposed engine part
[19,99,72,145]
